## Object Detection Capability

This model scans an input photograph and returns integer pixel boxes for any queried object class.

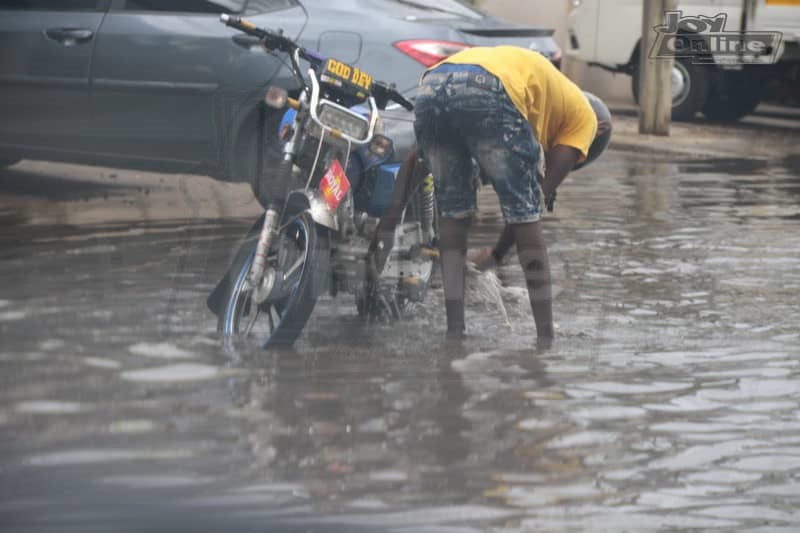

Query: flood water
[1,150,799,531]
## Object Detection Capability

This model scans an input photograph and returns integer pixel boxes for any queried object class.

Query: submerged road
[1,139,799,530]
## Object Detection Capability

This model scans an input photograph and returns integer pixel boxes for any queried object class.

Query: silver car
[0,0,560,186]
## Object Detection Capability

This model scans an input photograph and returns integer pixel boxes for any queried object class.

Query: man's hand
[362,230,400,322]
[469,225,515,272]
[541,144,581,213]
[468,247,499,271]
[365,230,394,283]
[544,190,556,212]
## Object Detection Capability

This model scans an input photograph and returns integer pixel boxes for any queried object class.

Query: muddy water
[1,152,799,531]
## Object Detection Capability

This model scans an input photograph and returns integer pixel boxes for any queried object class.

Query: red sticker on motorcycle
[320,159,350,211]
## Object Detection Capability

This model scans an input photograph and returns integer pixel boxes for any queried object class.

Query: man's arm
[367,148,427,276]
[542,144,581,197]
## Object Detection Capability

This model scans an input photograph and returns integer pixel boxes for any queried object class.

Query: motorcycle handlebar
[372,81,414,111]
[220,14,320,64]
[220,14,413,111]
[220,14,267,39]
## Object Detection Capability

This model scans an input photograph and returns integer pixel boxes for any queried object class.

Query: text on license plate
[325,59,372,91]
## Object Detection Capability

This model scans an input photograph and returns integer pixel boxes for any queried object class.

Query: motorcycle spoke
[268,304,276,333]
[242,291,252,318]
[282,255,304,282]
[243,300,260,338]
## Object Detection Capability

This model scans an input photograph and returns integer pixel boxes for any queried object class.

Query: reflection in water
[1,152,799,529]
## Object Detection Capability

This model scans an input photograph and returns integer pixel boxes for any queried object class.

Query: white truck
[566,0,800,120]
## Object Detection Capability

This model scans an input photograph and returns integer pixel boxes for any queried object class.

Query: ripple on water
[727,455,800,472]
[128,342,196,359]
[577,381,694,395]
[490,482,606,508]
[685,470,762,484]
[546,364,592,374]
[570,406,647,421]
[691,505,797,522]
[629,308,658,316]
[750,482,800,496]
[546,431,617,449]
[82,357,122,369]
[14,401,85,414]
[98,475,211,489]
[694,367,792,379]
[233,483,309,498]
[603,467,650,481]
[637,491,707,509]
[369,470,409,482]
[730,401,798,413]
[38,339,66,351]
[109,419,156,434]
[650,422,740,433]
[0,310,27,321]
[643,393,725,413]
[698,378,800,401]
[346,498,391,511]
[326,506,520,528]
[120,363,220,383]
[492,472,549,484]
[27,448,191,466]
[516,418,558,432]
[649,439,764,470]
[519,513,740,531]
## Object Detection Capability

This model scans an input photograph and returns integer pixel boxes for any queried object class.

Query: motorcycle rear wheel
[219,212,329,349]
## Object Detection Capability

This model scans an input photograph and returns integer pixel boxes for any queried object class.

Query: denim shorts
[414,63,544,223]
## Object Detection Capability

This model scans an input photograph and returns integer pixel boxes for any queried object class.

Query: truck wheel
[632,57,710,121]
[702,91,760,122]
[702,72,762,122]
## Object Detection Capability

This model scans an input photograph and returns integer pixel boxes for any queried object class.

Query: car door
[90,0,306,173]
[0,0,108,155]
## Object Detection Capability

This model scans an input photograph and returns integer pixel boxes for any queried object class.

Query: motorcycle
[208,15,438,349]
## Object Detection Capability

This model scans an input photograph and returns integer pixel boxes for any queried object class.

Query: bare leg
[439,217,470,338]
[511,221,554,339]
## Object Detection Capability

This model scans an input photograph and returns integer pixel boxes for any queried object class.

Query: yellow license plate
[324,58,372,92]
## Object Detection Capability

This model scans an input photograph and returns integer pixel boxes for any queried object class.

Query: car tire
[632,56,710,121]
[702,72,762,122]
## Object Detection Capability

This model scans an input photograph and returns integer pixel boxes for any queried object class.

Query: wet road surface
[1,150,799,531]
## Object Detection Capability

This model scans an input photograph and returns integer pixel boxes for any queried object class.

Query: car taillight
[394,40,473,67]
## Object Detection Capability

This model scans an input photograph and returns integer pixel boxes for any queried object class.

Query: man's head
[574,91,612,170]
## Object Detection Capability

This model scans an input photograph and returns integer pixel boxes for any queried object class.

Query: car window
[381,0,482,20]
[245,0,297,15]
[120,0,245,13]
[0,0,103,9]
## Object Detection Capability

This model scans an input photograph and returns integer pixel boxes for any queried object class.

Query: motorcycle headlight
[318,102,370,140]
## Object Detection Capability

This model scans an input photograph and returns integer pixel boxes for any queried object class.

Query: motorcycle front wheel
[219,212,329,349]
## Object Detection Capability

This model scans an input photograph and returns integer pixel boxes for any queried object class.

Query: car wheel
[632,57,710,121]
[702,72,762,122]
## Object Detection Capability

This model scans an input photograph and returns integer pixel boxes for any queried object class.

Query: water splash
[465,263,512,330]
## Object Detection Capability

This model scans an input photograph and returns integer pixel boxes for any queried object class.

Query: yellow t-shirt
[434,46,597,160]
